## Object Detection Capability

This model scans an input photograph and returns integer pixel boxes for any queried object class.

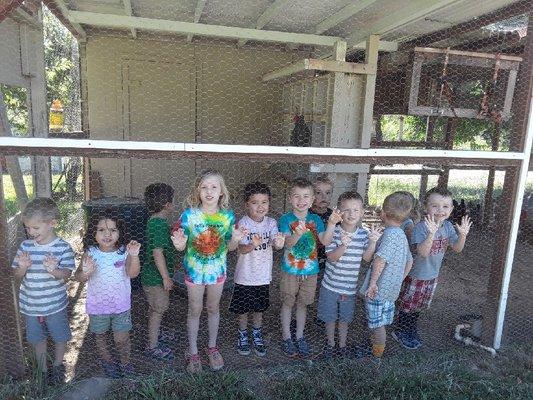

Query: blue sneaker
[296,337,311,358]
[282,338,298,357]
[391,330,418,350]
[145,344,174,360]
[101,360,121,379]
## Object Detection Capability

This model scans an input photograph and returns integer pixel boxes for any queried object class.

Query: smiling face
[23,216,57,245]
[246,193,270,222]
[199,176,222,210]
[290,186,314,216]
[95,218,120,252]
[312,182,333,212]
[426,193,453,225]
[340,198,364,229]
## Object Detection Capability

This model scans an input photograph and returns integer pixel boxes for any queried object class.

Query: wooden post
[419,116,436,199]
[0,172,25,378]
[437,117,456,188]
[483,123,501,227]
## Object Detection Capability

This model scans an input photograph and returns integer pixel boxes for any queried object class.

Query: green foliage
[0,84,29,135]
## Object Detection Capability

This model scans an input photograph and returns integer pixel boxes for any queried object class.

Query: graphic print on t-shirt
[287,220,319,270]
[430,237,449,255]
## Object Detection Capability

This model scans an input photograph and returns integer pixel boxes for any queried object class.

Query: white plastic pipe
[454,323,497,357]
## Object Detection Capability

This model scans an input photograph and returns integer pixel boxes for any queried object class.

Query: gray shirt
[409,220,459,280]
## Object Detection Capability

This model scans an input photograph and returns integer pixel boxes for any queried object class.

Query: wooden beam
[262,58,375,81]
[187,0,207,43]
[315,0,378,34]
[0,0,23,24]
[10,7,41,28]
[238,0,289,47]
[346,0,462,46]
[43,0,86,41]
[68,11,341,47]
[122,0,136,39]
[415,46,523,62]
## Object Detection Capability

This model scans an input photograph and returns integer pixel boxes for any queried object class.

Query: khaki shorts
[280,271,317,308]
[143,285,170,314]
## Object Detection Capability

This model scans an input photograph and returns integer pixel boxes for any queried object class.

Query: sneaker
[354,345,373,359]
[120,363,135,378]
[296,337,311,358]
[252,328,266,357]
[411,331,422,349]
[281,338,298,358]
[321,344,335,360]
[237,329,251,356]
[186,353,202,374]
[391,330,419,350]
[145,344,174,360]
[206,346,225,371]
[158,329,177,345]
[338,346,352,359]
[101,360,121,379]
[49,363,66,385]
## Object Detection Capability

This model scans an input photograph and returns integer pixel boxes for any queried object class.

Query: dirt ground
[60,227,533,382]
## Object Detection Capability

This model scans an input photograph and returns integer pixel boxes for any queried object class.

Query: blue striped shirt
[11,238,75,316]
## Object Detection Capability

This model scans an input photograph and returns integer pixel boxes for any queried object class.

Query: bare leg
[33,340,47,372]
[295,303,307,340]
[95,333,112,362]
[114,331,131,365]
[206,283,224,348]
[53,341,67,366]
[325,322,336,347]
[147,310,163,349]
[187,284,205,355]
[238,313,248,331]
[338,322,349,348]
[280,304,292,340]
[252,312,263,329]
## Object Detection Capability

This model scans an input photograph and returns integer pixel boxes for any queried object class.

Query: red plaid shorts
[397,276,438,313]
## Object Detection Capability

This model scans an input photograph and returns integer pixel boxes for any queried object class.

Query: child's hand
[163,276,174,291]
[251,233,262,247]
[365,283,378,300]
[43,253,59,273]
[171,229,188,249]
[294,221,307,236]
[82,255,97,276]
[328,209,343,225]
[273,232,285,248]
[368,224,383,242]
[424,215,439,236]
[456,215,472,236]
[232,226,249,242]
[126,240,141,256]
[15,251,31,270]
[340,231,352,246]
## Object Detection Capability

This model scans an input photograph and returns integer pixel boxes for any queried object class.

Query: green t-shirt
[141,217,178,286]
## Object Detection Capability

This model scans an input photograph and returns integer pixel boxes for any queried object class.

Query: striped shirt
[322,226,369,295]
[11,238,75,316]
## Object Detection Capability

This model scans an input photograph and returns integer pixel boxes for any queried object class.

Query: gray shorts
[317,285,356,323]
[25,308,72,344]
[89,310,132,334]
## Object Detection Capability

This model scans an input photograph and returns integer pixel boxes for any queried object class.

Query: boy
[310,176,334,271]
[362,192,413,359]
[318,191,381,358]
[12,198,76,384]
[279,177,341,357]
[141,183,177,360]
[393,187,471,349]
[229,182,285,357]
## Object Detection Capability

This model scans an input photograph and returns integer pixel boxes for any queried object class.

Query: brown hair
[22,197,59,221]
[425,186,453,202]
[337,191,363,207]
[289,177,314,194]
[382,191,413,223]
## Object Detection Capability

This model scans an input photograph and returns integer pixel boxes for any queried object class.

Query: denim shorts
[365,298,395,329]
[89,310,132,334]
[25,308,72,344]
[317,285,356,323]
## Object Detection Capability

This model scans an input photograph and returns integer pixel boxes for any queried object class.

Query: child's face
[246,193,270,222]
[95,218,120,252]
[23,216,57,245]
[339,198,364,228]
[290,186,314,214]
[426,193,453,224]
[199,176,222,208]
[313,182,333,210]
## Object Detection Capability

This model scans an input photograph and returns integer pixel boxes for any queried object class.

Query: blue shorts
[365,299,395,329]
[89,310,132,334]
[317,285,356,323]
[25,308,72,344]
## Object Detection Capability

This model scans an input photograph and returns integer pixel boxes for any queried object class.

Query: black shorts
[229,284,270,314]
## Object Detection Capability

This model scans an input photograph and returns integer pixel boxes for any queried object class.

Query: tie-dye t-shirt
[279,212,325,275]
[177,208,235,285]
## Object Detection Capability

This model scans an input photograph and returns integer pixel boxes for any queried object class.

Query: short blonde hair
[185,169,230,210]
[382,192,413,223]
[22,197,59,221]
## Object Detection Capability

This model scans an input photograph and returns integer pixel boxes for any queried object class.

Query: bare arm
[12,265,29,279]
[403,259,413,279]
[49,268,72,281]
[362,241,378,263]
[125,254,141,278]
[238,243,255,254]
[369,256,386,287]
[326,244,346,262]
[319,222,336,246]
[153,248,173,291]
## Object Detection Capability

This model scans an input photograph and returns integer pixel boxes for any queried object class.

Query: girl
[172,170,246,373]
[75,210,141,378]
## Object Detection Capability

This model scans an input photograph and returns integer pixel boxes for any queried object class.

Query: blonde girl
[172,170,246,373]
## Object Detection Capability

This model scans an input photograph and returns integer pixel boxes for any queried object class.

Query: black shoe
[49,363,66,385]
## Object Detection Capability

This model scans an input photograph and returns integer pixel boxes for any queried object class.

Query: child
[393,187,471,349]
[279,177,341,358]
[318,191,381,358]
[310,176,334,270]
[75,210,141,378]
[141,183,178,360]
[362,192,413,359]
[172,170,247,373]
[12,198,76,384]
[397,191,421,242]
[229,182,285,357]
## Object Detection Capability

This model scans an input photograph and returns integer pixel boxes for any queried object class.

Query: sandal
[186,353,202,374]
[206,346,224,371]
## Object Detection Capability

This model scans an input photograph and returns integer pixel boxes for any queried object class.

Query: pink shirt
[234,215,278,286]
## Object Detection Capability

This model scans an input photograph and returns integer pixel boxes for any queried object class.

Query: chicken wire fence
[0,0,531,391]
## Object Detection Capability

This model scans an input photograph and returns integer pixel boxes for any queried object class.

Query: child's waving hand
[82,254,97,276]
[340,231,352,246]
[15,251,31,270]
[294,220,307,236]
[273,232,285,248]
[251,233,262,247]
[232,225,249,242]
[171,228,188,250]
[126,240,141,256]
[43,253,59,273]
[368,224,383,242]
[456,215,472,236]
[424,215,439,235]
[328,209,343,225]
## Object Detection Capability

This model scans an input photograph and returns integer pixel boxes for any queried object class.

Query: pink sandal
[206,346,224,371]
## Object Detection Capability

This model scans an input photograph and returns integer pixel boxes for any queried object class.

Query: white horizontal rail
[0,137,525,162]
